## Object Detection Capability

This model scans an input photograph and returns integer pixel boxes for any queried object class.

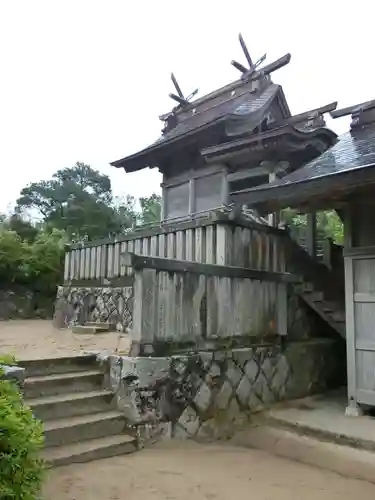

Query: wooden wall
[63,215,286,283]
[127,253,292,347]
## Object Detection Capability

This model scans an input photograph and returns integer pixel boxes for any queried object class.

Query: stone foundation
[53,285,133,330]
[99,338,344,442]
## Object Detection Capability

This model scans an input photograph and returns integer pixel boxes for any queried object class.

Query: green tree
[139,194,162,226]
[16,162,123,240]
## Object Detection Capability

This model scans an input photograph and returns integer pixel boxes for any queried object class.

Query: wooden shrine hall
[111,34,337,227]
[60,34,370,418]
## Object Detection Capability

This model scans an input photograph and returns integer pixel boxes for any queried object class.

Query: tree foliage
[0,228,65,293]
[0,357,45,500]
[16,162,162,241]
[282,209,344,245]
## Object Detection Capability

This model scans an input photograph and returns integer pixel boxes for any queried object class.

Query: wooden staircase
[282,232,346,338]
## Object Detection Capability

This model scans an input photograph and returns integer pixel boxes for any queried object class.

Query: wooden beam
[121,252,300,283]
[245,54,291,81]
[231,60,248,74]
[271,101,338,128]
[331,99,375,119]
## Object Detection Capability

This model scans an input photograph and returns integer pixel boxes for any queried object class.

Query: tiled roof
[261,125,375,186]
[111,83,284,172]
[230,125,375,208]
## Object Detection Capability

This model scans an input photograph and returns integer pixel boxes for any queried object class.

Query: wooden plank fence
[63,215,286,283]
[122,253,298,350]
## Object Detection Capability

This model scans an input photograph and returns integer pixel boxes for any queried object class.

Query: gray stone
[232,348,253,368]
[213,350,226,362]
[54,285,133,330]
[215,381,233,410]
[178,406,200,436]
[253,372,274,404]
[198,351,214,369]
[0,365,25,384]
[196,419,217,441]
[244,359,260,382]
[261,357,275,384]
[236,375,252,406]
[226,360,242,387]
[227,397,241,422]
[173,422,190,440]
[271,355,290,396]
[248,391,263,412]
[109,355,170,390]
[194,382,212,413]
[208,362,221,378]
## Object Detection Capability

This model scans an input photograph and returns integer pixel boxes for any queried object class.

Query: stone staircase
[20,354,137,467]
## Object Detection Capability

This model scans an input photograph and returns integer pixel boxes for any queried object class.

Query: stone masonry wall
[99,338,344,442]
[54,282,319,339]
[53,285,133,330]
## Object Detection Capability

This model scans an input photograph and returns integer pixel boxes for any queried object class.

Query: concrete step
[43,433,138,467]
[20,354,98,377]
[84,322,115,331]
[231,424,375,485]
[24,370,104,399]
[71,325,111,334]
[44,411,127,448]
[28,389,114,421]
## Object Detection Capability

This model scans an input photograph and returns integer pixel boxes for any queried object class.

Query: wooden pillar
[188,178,195,215]
[343,206,362,416]
[306,212,317,258]
[268,172,279,227]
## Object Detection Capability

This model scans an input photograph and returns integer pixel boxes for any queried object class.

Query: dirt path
[43,441,375,500]
[0,319,129,360]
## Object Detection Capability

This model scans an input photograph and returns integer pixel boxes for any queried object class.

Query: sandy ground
[44,441,375,500]
[3,320,375,498]
[0,319,130,360]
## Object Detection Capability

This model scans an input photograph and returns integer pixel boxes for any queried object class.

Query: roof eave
[110,117,226,173]
[231,162,375,212]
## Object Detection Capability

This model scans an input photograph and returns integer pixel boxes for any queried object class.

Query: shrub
[0,356,45,500]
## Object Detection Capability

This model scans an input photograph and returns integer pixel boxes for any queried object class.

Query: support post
[343,207,362,416]
[306,212,317,258]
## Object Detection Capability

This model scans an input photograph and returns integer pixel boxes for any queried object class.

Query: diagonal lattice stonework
[104,339,342,443]
[54,285,133,330]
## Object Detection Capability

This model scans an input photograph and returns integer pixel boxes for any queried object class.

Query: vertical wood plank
[64,252,70,281]
[185,229,195,261]
[79,248,85,279]
[69,250,75,280]
[216,226,227,265]
[195,227,205,263]
[134,238,142,256]
[107,244,114,278]
[156,271,168,340]
[176,231,186,260]
[120,242,127,276]
[158,234,166,258]
[100,245,108,278]
[167,232,176,259]
[84,248,90,279]
[90,247,96,278]
[205,225,216,264]
[150,236,158,256]
[113,242,120,277]
[126,240,134,275]
[95,246,101,278]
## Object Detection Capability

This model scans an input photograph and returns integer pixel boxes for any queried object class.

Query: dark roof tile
[262,125,375,187]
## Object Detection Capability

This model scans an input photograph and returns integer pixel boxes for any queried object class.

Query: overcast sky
[0,1,370,213]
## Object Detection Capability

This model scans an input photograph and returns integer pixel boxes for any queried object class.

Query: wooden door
[347,255,375,407]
